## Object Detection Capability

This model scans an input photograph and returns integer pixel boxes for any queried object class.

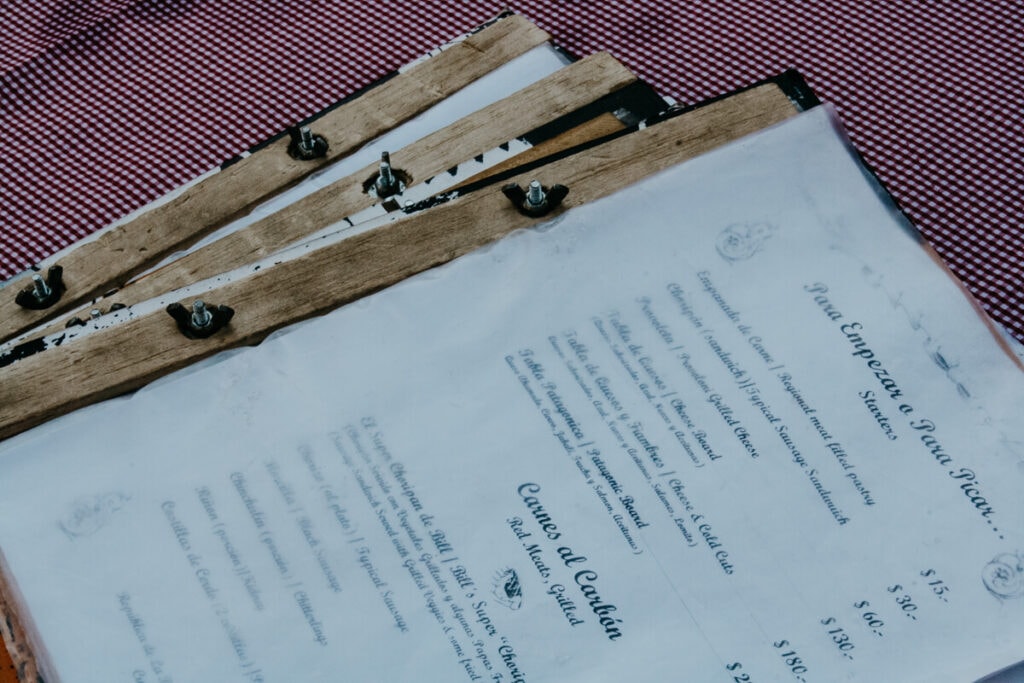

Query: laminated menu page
[1,106,1022,682]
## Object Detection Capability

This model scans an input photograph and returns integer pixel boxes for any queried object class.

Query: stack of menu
[1,14,1023,683]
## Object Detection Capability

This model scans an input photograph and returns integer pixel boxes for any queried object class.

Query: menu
[1,106,1022,682]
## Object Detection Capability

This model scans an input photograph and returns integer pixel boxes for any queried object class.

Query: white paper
[2,107,1024,683]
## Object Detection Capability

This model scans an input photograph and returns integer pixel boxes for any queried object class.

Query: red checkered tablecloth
[1,1,1021,340]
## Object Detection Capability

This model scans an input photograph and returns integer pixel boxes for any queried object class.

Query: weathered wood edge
[23,53,635,340]
[0,84,798,441]
[0,14,550,343]
[0,560,42,683]
[453,113,627,189]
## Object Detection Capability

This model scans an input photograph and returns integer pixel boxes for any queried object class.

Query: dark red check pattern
[1,1,1021,341]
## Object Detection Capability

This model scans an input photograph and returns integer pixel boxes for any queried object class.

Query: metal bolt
[15,265,65,310]
[298,126,315,155]
[191,300,213,329]
[288,124,328,160]
[31,274,52,302]
[90,309,102,319]
[166,300,235,339]
[526,180,545,208]
[501,181,569,218]
[376,151,397,196]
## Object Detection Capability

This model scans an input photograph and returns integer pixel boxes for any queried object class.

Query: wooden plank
[0,14,550,344]
[0,83,798,442]
[0,574,36,683]
[452,112,626,188]
[19,53,635,340]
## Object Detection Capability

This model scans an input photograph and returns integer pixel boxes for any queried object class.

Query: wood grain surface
[0,14,550,344]
[19,53,635,341]
[0,83,798,445]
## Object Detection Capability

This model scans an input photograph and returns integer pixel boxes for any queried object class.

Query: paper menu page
[2,106,1023,682]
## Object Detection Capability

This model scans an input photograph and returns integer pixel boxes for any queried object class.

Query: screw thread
[527,180,545,206]
[379,152,395,188]
[191,300,213,328]
[31,274,51,300]
[299,125,314,152]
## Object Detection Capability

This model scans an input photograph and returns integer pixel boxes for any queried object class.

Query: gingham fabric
[0,1,1021,342]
